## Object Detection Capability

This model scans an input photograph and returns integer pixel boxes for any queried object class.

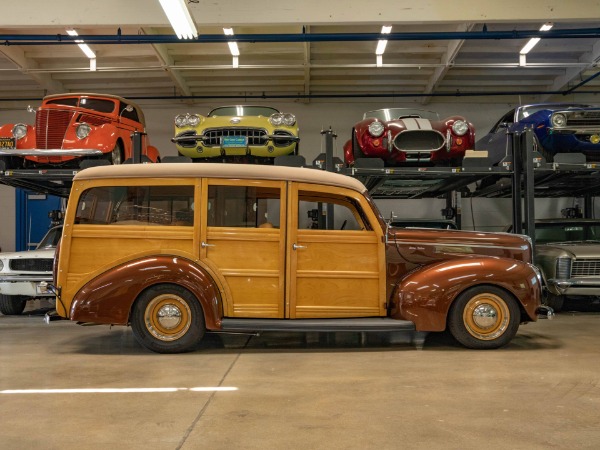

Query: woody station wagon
[50,164,546,353]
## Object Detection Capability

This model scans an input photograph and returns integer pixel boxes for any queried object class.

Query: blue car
[476,103,600,164]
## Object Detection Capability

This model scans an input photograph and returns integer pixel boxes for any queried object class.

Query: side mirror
[26,105,36,113]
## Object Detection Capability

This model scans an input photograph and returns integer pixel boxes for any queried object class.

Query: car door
[200,178,286,318]
[285,182,386,319]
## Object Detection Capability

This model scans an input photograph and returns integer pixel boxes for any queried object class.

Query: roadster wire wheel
[131,284,205,353]
[448,286,520,349]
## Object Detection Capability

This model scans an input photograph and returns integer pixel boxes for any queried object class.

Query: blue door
[15,189,64,251]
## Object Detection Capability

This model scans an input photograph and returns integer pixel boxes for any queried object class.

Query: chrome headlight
[282,113,296,126]
[12,123,27,140]
[187,114,201,127]
[555,257,572,279]
[551,113,567,128]
[0,260,4,271]
[452,120,469,136]
[368,121,384,137]
[269,113,284,126]
[75,123,91,140]
[175,114,188,128]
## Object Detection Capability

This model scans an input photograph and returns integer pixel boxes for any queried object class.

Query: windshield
[517,104,591,122]
[209,106,280,117]
[534,222,600,244]
[363,108,440,122]
[46,97,116,114]
[37,226,62,249]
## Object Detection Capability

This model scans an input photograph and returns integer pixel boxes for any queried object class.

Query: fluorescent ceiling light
[376,54,383,67]
[66,29,96,59]
[519,22,553,55]
[233,55,239,68]
[223,28,240,56]
[376,25,392,55]
[159,0,198,39]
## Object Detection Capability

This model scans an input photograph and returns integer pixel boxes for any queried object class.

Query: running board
[220,317,415,333]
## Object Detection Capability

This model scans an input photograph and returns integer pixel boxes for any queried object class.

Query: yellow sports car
[172,105,299,162]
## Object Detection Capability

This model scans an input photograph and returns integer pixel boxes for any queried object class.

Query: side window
[298,191,369,231]
[75,185,195,226]
[208,185,280,228]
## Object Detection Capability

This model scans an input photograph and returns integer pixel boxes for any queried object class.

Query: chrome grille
[565,111,600,127]
[393,130,445,153]
[203,128,267,146]
[35,109,74,149]
[9,258,53,272]
[571,259,600,277]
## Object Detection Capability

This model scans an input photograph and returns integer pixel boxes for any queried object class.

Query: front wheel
[106,142,124,165]
[448,286,520,349]
[0,294,28,315]
[131,284,205,353]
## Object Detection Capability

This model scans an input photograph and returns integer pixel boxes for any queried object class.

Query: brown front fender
[70,255,222,329]
[391,257,542,332]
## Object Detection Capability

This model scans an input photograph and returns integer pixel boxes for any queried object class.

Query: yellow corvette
[172,105,299,162]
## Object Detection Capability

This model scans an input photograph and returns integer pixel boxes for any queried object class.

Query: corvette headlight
[269,113,283,126]
[552,113,567,128]
[368,121,384,137]
[12,123,27,140]
[175,114,188,127]
[187,114,201,127]
[282,113,296,126]
[75,123,91,140]
[452,120,469,136]
[0,260,4,271]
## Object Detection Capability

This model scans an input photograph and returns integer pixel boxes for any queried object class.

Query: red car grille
[78,114,111,127]
[35,109,75,149]
[393,130,445,152]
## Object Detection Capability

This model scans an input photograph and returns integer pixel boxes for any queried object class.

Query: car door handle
[292,243,307,250]
[201,241,215,248]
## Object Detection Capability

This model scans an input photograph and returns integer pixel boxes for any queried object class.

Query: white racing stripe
[401,118,433,130]
[1,387,238,394]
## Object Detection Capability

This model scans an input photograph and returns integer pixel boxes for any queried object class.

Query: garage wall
[1,96,599,250]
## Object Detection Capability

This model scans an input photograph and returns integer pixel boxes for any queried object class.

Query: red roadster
[343,108,475,166]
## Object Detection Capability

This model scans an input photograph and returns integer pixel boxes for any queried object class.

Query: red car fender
[0,123,36,149]
[69,255,223,329]
[390,257,541,332]
[63,123,121,153]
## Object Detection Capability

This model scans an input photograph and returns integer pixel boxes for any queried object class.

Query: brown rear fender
[391,257,542,332]
[70,255,222,328]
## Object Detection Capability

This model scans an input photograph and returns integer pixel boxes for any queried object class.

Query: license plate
[0,137,15,149]
[222,136,248,147]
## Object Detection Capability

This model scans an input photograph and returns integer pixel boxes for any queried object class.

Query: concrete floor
[1,300,600,450]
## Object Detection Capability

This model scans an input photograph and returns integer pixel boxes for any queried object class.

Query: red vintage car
[0,93,160,169]
[343,108,475,166]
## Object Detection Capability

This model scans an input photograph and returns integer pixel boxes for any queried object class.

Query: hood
[538,242,600,258]
[0,248,56,262]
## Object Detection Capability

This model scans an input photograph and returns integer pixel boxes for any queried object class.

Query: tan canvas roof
[74,163,368,193]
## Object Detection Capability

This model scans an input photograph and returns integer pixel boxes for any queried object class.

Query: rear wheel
[131,284,205,353]
[448,286,520,349]
[0,294,28,315]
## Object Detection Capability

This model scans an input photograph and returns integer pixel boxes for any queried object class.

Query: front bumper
[547,277,600,296]
[0,149,103,157]
[0,278,54,297]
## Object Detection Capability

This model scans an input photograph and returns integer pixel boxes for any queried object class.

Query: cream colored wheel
[131,284,205,353]
[448,286,520,349]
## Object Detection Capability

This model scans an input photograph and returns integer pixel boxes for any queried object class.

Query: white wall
[1,96,600,250]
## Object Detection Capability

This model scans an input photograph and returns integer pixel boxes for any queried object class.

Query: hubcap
[463,293,510,340]
[144,294,191,342]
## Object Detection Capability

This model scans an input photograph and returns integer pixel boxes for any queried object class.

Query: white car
[0,225,61,315]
